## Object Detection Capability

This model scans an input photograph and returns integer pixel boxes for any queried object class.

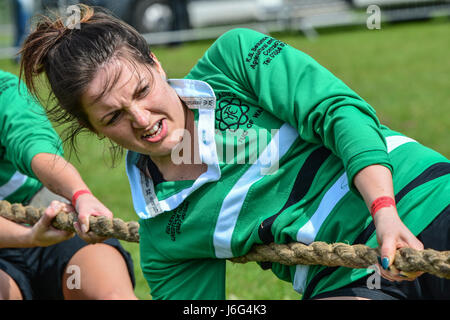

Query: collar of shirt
[125,79,221,219]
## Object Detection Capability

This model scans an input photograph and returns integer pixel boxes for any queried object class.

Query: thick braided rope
[230,242,450,279]
[1,200,449,279]
[0,200,140,243]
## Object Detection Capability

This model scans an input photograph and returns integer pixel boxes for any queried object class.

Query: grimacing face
[81,56,188,164]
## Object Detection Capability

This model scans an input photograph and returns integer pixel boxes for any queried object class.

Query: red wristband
[71,189,92,208]
[370,196,396,218]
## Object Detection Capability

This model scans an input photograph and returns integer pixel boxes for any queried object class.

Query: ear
[150,53,167,80]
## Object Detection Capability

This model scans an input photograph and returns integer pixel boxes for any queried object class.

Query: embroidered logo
[216,98,249,131]
[165,201,189,241]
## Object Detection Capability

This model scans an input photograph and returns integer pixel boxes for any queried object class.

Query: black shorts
[0,236,135,300]
[305,204,450,300]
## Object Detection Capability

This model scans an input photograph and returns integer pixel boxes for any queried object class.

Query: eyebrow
[90,65,124,106]
[132,77,147,99]
[99,79,145,124]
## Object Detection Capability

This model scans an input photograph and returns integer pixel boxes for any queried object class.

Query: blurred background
[1,0,450,50]
[0,0,449,300]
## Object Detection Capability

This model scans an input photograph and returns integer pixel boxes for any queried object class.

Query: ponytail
[19,4,95,99]
[19,4,155,162]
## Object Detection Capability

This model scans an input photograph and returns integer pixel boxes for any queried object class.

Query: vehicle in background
[38,0,450,40]
[40,0,286,33]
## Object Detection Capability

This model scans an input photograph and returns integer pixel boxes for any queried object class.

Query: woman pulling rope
[18,4,449,300]
[1,200,449,281]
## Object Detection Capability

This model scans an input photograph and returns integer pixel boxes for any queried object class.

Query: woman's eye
[107,111,122,125]
[137,85,149,98]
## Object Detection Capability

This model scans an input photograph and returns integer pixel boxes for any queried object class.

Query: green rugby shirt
[125,29,450,299]
[0,70,63,204]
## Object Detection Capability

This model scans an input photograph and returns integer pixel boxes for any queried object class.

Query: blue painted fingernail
[381,257,390,270]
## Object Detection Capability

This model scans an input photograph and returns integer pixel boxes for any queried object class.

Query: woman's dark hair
[19,4,155,163]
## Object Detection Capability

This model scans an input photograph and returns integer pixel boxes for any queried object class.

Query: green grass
[1,19,449,300]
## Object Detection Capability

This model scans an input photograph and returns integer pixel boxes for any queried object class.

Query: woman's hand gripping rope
[0,200,449,279]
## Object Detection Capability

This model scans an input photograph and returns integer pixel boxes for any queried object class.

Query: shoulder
[0,70,34,103]
[217,28,266,40]
[186,28,274,80]
[212,28,269,49]
[0,70,20,94]
[0,70,43,112]
[197,28,272,67]
[0,70,17,81]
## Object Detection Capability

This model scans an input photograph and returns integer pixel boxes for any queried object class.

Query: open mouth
[141,119,167,143]
[142,120,163,139]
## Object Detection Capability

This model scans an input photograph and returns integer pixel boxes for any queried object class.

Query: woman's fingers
[74,193,114,234]
[379,234,396,272]
[73,221,107,244]
[377,235,424,282]
[30,201,75,246]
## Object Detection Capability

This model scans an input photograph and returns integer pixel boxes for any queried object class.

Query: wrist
[71,189,92,208]
[370,196,396,219]
[25,227,40,248]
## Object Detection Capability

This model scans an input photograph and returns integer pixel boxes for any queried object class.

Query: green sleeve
[0,72,63,179]
[143,258,226,300]
[193,28,393,192]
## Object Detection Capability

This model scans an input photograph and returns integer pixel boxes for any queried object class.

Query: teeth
[143,121,162,138]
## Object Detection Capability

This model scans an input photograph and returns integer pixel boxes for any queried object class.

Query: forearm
[0,154,84,249]
[31,152,89,202]
[30,152,114,241]
[354,164,424,280]
[0,203,75,249]
[353,164,395,210]
[0,217,32,248]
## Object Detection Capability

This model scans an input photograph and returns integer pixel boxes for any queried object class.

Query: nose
[129,104,151,129]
